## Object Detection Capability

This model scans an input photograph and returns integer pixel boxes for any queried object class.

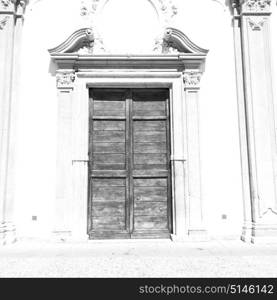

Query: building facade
[1,0,277,244]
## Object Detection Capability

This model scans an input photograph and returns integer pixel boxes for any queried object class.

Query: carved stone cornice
[56,72,76,90]
[183,71,202,89]
[232,0,272,15]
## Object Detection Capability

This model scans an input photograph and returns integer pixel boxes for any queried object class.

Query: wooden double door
[88,88,172,239]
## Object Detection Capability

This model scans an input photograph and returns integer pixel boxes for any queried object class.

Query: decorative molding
[81,0,178,27]
[246,0,271,11]
[261,207,277,218]
[183,71,202,89]
[0,0,29,13]
[49,28,106,55]
[0,15,9,29]
[56,72,76,89]
[232,0,272,14]
[154,28,209,54]
[49,27,208,56]
[157,0,178,24]
[16,0,29,13]
[81,0,100,17]
[248,17,266,30]
[0,0,12,9]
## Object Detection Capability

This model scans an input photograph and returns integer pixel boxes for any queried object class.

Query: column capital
[56,71,76,90]
[183,71,202,90]
[231,0,272,15]
[0,0,28,11]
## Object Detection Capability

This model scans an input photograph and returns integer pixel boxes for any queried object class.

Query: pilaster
[0,0,28,245]
[232,0,277,243]
[182,70,208,241]
[53,71,76,241]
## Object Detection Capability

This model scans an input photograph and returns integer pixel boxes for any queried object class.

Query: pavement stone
[0,239,277,277]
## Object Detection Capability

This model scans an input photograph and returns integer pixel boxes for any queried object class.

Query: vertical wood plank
[127,89,134,234]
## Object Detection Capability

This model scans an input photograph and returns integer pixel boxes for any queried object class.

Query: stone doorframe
[49,27,208,241]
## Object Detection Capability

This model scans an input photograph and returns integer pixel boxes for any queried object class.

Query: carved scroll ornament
[183,71,202,89]
[56,72,76,89]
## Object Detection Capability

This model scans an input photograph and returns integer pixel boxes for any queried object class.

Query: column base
[171,230,209,242]
[241,221,277,244]
[251,222,277,244]
[0,222,17,245]
[241,221,253,243]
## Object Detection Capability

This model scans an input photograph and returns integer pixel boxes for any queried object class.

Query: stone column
[232,0,277,243]
[0,0,28,245]
[183,70,207,240]
[53,71,76,241]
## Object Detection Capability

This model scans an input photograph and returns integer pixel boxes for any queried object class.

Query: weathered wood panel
[134,164,167,171]
[134,131,166,143]
[92,186,126,201]
[89,88,171,239]
[134,121,166,131]
[92,142,125,153]
[93,154,125,164]
[132,170,168,177]
[93,110,126,117]
[134,186,168,202]
[93,217,126,230]
[93,120,125,131]
[134,142,167,154]
[93,202,125,217]
[134,216,168,230]
[133,101,166,117]
[92,164,126,170]
[92,178,126,187]
[134,202,167,216]
[134,178,167,187]
[133,101,166,111]
[134,154,167,164]
[94,100,126,111]
[93,131,125,143]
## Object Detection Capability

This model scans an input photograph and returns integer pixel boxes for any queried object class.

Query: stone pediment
[48,27,208,56]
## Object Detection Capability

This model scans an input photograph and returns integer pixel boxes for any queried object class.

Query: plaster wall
[13,0,277,239]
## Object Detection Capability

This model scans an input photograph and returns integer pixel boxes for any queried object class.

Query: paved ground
[0,239,277,277]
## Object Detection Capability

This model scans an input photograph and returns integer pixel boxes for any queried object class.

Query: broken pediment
[48,28,101,55]
[154,27,209,54]
[48,27,208,55]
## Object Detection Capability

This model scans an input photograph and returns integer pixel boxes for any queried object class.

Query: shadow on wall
[48,59,57,77]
